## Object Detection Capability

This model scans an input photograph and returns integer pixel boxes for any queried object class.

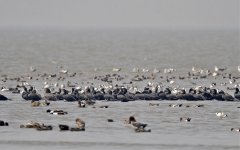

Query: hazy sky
[0,0,239,29]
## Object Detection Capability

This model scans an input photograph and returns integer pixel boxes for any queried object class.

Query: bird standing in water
[125,116,151,132]
[76,118,85,130]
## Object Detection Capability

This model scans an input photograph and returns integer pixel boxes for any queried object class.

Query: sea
[0,28,239,150]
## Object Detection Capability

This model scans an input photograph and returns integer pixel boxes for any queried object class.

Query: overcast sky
[0,0,239,29]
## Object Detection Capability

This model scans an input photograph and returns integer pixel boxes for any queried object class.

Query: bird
[153,68,160,74]
[0,93,9,100]
[132,68,139,73]
[20,121,41,128]
[46,109,68,115]
[0,120,9,126]
[216,112,228,118]
[215,66,226,72]
[107,119,114,122]
[180,117,191,122]
[36,125,52,131]
[60,69,68,74]
[195,104,204,108]
[112,68,121,72]
[126,116,148,129]
[131,122,148,129]
[30,66,36,72]
[169,104,182,107]
[70,118,86,131]
[78,101,86,108]
[59,124,69,131]
[231,128,240,132]
[75,118,85,129]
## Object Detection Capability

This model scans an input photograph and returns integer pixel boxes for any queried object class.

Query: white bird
[23,82,30,86]
[44,84,50,89]
[192,66,203,74]
[54,82,59,87]
[171,88,179,95]
[231,128,240,132]
[112,68,121,72]
[169,104,178,107]
[238,65,240,73]
[212,72,218,77]
[192,66,196,72]
[229,80,234,84]
[216,112,228,118]
[30,66,36,72]
[60,84,65,89]
[180,117,191,122]
[214,66,219,72]
[132,68,139,73]
[234,84,240,88]
[195,86,203,91]
[169,104,182,107]
[60,69,68,74]
[215,66,226,72]
[142,68,149,73]
[153,68,160,73]
[164,68,176,74]
[147,82,154,86]
[1,87,10,92]
[76,86,82,90]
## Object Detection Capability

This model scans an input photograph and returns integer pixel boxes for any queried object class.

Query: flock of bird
[1,101,239,133]
[0,65,240,133]
[1,65,240,102]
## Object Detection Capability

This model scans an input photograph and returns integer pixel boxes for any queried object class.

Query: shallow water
[0,28,240,150]
[0,100,240,150]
